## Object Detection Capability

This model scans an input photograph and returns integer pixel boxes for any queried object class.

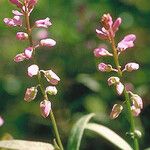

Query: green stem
[111,37,139,150]
[24,5,64,150]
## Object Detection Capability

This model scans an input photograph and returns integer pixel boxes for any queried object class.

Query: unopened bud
[40,38,56,47]
[101,13,113,30]
[16,32,28,40]
[14,53,26,62]
[110,104,123,119]
[131,106,141,116]
[131,94,143,109]
[40,100,51,118]
[43,70,60,85]
[116,82,124,95]
[107,76,120,86]
[45,86,57,95]
[124,63,139,72]
[98,63,113,72]
[28,64,39,77]
[24,87,38,102]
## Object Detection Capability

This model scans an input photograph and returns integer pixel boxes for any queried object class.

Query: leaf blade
[86,123,133,150]
[0,140,54,150]
[67,113,95,150]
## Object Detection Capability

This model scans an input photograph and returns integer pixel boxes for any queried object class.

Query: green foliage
[67,113,94,150]
[0,140,54,150]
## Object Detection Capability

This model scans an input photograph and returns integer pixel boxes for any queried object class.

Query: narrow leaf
[86,123,133,150]
[67,113,95,150]
[0,140,54,150]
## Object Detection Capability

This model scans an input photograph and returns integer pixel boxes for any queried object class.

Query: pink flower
[16,32,28,40]
[28,0,38,8]
[40,100,51,118]
[94,47,112,57]
[98,63,112,72]
[9,0,23,8]
[14,53,26,62]
[43,70,60,85]
[0,116,4,127]
[35,17,52,28]
[28,64,39,77]
[96,14,122,40]
[12,10,23,16]
[40,38,56,47]
[107,76,120,86]
[116,82,124,95]
[24,47,33,59]
[45,86,57,95]
[131,106,141,116]
[117,34,136,51]
[131,94,143,109]
[24,87,38,102]
[110,104,123,119]
[4,16,22,27]
[124,62,139,72]
[112,18,122,33]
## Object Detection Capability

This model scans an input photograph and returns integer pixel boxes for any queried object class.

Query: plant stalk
[111,37,139,150]
[24,6,64,150]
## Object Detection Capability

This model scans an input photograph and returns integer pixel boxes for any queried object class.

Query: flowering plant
[94,13,142,150]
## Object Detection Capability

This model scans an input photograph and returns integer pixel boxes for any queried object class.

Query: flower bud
[24,87,38,102]
[124,63,139,72]
[12,10,23,16]
[45,86,57,95]
[35,17,52,28]
[96,29,108,40]
[16,32,28,40]
[107,76,120,86]
[14,53,26,62]
[116,82,124,95]
[9,0,23,8]
[24,47,33,59]
[40,38,56,47]
[0,116,4,127]
[131,94,143,109]
[112,17,122,33]
[40,100,51,118]
[98,63,113,72]
[94,47,112,57]
[44,70,60,85]
[28,64,39,77]
[110,104,123,119]
[134,130,142,138]
[131,106,141,116]
[101,13,113,30]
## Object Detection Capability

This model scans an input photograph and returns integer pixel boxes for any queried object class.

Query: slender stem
[24,5,64,150]
[110,37,139,150]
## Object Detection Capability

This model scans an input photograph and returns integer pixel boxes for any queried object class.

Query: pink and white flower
[14,53,26,62]
[40,100,51,118]
[124,62,139,72]
[116,82,124,95]
[45,86,57,95]
[24,87,38,102]
[40,38,56,47]
[35,17,52,28]
[16,32,28,40]
[110,104,123,119]
[98,63,112,72]
[94,47,112,57]
[117,34,136,51]
[107,76,120,86]
[24,47,33,59]
[43,70,60,85]
[28,64,39,77]
[0,116,4,127]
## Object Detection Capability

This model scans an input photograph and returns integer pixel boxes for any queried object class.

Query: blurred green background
[0,0,150,149]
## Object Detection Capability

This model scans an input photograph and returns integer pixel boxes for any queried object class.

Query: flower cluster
[94,13,143,119]
[4,0,60,118]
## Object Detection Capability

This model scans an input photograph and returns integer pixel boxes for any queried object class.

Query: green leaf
[86,123,133,150]
[0,140,54,150]
[67,113,95,150]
